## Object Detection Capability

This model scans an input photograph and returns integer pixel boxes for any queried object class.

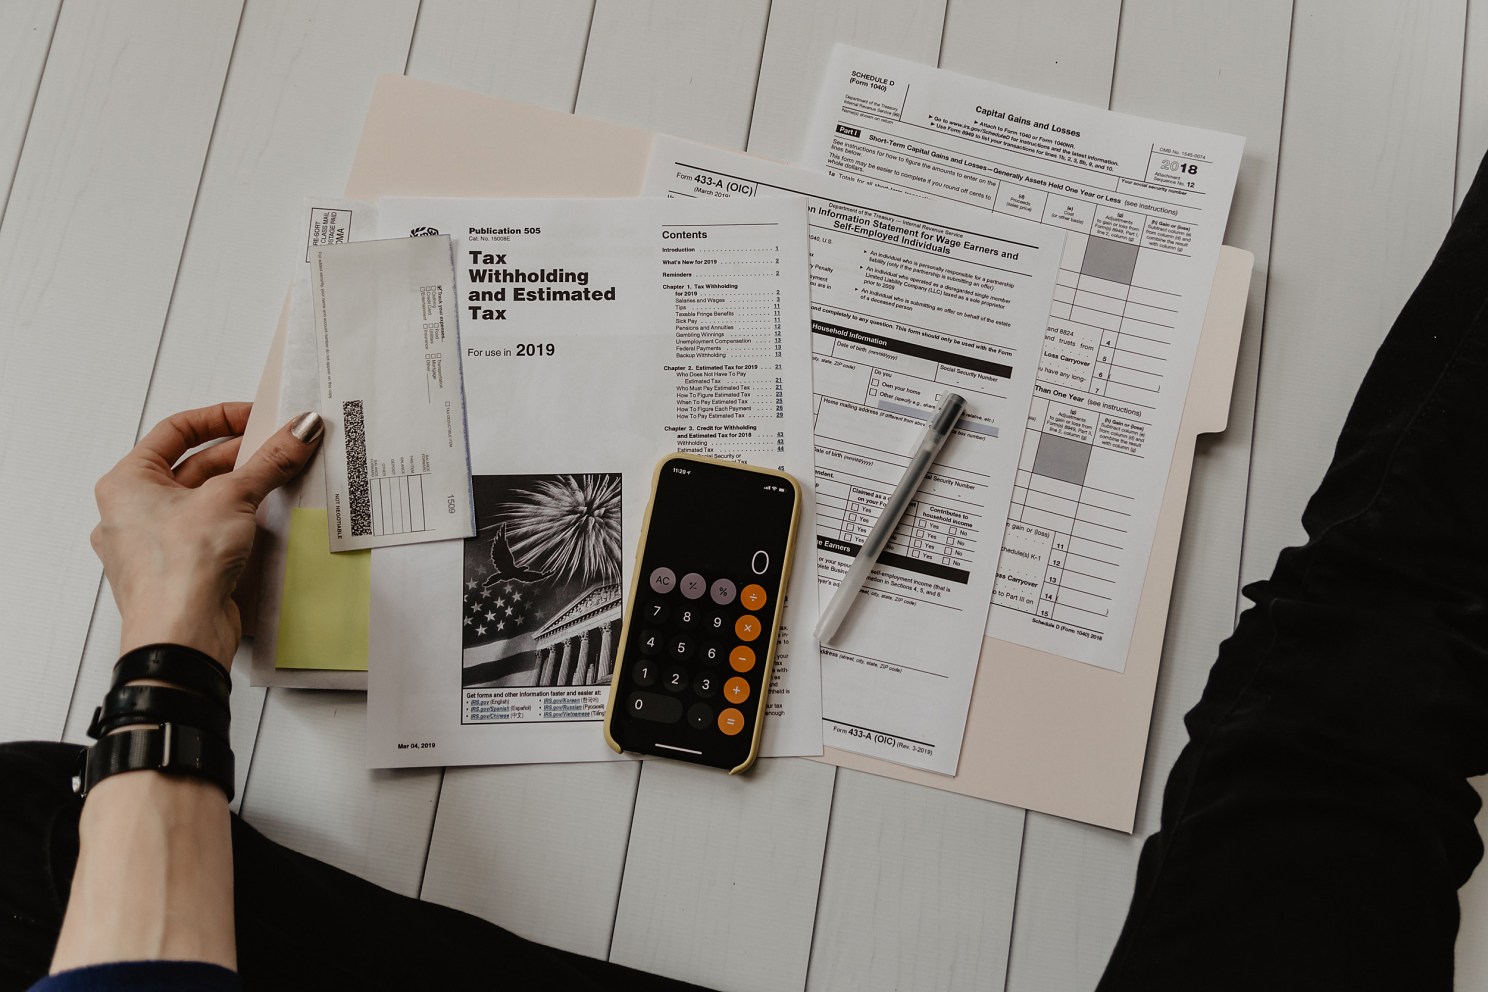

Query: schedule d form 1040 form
[646,137,1064,774]
[806,46,1244,673]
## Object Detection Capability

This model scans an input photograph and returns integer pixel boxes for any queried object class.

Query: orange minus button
[740,584,768,610]
[717,707,746,736]
[735,614,761,641]
[729,645,755,673]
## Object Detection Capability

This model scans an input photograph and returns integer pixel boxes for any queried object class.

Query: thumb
[231,411,323,508]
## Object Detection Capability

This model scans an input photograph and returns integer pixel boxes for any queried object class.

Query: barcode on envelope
[343,400,372,536]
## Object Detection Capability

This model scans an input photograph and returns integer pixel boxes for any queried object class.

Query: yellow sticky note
[276,507,371,670]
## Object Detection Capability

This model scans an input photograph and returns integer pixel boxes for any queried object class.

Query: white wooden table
[3,2,1486,988]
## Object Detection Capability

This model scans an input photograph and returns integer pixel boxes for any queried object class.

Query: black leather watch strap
[111,644,231,709]
[74,724,235,801]
[88,683,232,741]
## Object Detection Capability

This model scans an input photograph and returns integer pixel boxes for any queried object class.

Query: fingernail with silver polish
[289,411,324,444]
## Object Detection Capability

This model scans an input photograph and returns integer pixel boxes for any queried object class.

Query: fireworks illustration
[493,474,622,587]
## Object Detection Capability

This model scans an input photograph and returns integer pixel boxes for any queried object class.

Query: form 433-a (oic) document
[365,195,821,768]
[645,138,1063,774]
[805,46,1243,673]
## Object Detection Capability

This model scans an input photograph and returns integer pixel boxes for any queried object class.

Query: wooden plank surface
[419,762,641,958]
[1238,0,1473,979]
[572,9,845,984]
[11,5,1488,989]
[1458,0,1488,209]
[575,0,771,149]
[0,0,60,212]
[747,0,948,161]
[397,0,643,964]
[407,0,595,111]
[1004,2,1294,987]
[240,690,442,896]
[1239,0,1465,587]
[71,0,414,775]
[1095,0,1295,848]
[939,0,1118,104]
[136,0,420,431]
[1453,5,1488,981]
[610,758,836,991]
[805,771,1024,992]
[165,0,461,894]
[1462,782,1488,984]
[60,0,422,805]
[0,0,242,741]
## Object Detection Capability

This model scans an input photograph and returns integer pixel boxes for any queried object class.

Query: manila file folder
[239,75,1253,832]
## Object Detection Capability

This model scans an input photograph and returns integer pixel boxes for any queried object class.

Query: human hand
[91,403,323,668]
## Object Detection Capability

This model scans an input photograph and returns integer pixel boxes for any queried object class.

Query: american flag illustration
[462,473,622,686]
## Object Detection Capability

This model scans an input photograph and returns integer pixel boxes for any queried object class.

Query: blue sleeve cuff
[28,961,241,992]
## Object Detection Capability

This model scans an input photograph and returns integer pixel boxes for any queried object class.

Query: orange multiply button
[724,677,750,704]
[729,645,756,672]
[717,707,745,736]
[740,584,768,610]
[735,614,761,641]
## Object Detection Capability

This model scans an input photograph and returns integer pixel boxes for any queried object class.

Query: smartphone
[604,454,801,773]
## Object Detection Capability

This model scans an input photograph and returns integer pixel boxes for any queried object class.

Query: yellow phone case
[603,454,801,774]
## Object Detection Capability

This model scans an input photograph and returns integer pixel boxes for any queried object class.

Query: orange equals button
[717,707,745,736]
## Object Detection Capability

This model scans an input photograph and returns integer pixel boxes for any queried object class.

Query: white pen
[815,391,968,645]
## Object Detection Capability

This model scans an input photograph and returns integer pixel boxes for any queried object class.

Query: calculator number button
[693,672,719,698]
[698,641,724,665]
[661,667,688,693]
[637,630,664,656]
[642,599,670,623]
[631,662,657,688]
[630,692,683,723]
[667,635,695,661]
[674,606,701,630]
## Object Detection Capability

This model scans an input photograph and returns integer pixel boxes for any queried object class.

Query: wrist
[119,613,235,670]
[75,645,236,802]
[57,769,236,972]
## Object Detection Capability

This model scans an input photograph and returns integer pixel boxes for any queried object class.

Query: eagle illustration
[482,524,549,588]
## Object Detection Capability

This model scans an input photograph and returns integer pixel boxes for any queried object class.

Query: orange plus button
[735,614,761,641]
[729,645,756,673]
[717,707,746,736]
[724,677,751,704]
[740,583,768,610]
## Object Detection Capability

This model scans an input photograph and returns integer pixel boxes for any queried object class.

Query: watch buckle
[72,746,90,797]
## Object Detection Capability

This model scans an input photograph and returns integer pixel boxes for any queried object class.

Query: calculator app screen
[609,457,799,769]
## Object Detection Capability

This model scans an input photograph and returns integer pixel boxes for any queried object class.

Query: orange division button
[740,583,768,610]
[729,645,756,673]
[735,614,761,641]
[717,707,746,736]
[724,677,751,704]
